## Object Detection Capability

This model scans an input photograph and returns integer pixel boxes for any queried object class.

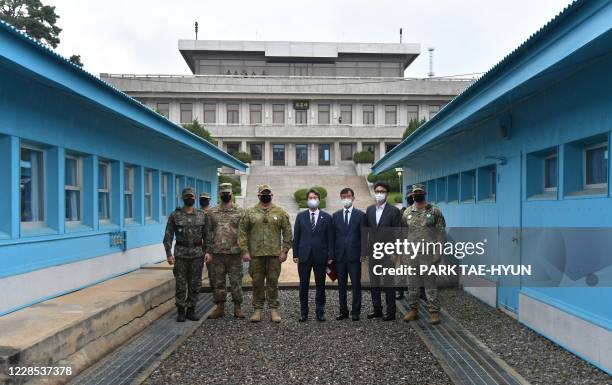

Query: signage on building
[293,100,310,110]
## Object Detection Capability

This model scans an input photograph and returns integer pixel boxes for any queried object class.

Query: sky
[46,0,575,78]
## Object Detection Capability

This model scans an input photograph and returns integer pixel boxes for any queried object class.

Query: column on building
[264,139,271,166]
[333,141,340,166]
[379,141,386,161]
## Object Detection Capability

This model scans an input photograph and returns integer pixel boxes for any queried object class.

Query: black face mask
[259,194,272,204]
[220,193,232,203]
[413,193,425,203]
[406,195,415,206]
[183,198,196,207]
[199,197,210,207]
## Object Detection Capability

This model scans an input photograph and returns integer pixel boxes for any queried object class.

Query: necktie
[311,212,316,231]
[344,209,349,226]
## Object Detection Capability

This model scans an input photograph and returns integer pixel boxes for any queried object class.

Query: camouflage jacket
[208,204,244,255]
[163,207,212,259]
[238,203,292,257]
[402,203,446,243]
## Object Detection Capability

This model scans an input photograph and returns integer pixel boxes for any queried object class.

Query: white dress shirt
[308,208,320,227]
[342,205,353,226]
[375,202,386,225]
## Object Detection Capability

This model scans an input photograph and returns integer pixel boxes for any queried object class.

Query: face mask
[406,195,414,206]
[374,193,386,203]
[183,198,195,207]
[413,193,426,203]
[341,198,353,208]
[259,194,272,204]
[220,193,232,203]
[199,197,210,207]
[307,199,320,209]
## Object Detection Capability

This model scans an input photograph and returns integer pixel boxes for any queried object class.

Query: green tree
[402,118,427,140]
[181,119,218,146]
[0,0,61,48]
[69,54,83,67]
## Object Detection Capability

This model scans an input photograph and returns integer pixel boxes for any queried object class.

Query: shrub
[219,175,241,195]
[294,188,308,202]
[181,119,218,145]
[234,151,252,164]
[295,187,327,208]
[402,118,427,140]
[311,186,328,200]
[353,150,374,164]
[388,192,403,204]
[367,169,400,192]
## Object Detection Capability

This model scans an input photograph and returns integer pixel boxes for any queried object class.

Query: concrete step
[0,265,179,385]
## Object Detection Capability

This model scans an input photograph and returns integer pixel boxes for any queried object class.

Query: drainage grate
[401,299,529,385]
[70,294,214,385]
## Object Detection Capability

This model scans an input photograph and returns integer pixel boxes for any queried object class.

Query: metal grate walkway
[401,298,529,385]
[69,294,214,385]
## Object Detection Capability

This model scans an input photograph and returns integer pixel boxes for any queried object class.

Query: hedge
[218,175,241,195]
[367,169,400,192]
[353,150,374,164]
[234,151,252,164]
[295,186,327,208]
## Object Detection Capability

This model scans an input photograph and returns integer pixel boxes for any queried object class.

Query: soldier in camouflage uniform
[401,183,446,325]
[206,183,245,319]
[163,187,212,322]
[238,184,292,323]
[199,191,214,288]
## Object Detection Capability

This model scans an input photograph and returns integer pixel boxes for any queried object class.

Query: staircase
[245,164,374,224]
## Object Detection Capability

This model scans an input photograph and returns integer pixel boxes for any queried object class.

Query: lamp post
[395,167,403,202]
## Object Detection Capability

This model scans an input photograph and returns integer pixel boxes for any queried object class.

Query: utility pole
[195,21,199,40]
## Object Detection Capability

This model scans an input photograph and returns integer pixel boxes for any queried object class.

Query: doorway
[296,144,308,166]
[273,144,285,166]
[318,144,331,166]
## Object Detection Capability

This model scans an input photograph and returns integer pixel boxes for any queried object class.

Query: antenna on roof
[428,47,435,77]
[195,21,199,40]
[399,28,403,44]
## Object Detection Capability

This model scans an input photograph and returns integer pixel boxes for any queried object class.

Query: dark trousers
[173,257,203,309]
[298,258,327,316]
[368,259,396,316]
[336,260,362,316]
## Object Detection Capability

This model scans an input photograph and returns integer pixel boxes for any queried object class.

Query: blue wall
[0,57,219,280]
[401,52,612,329]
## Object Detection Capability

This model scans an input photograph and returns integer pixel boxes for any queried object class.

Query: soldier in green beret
[207,183,246,319]
[401,183,446,325]
[239,184,292,323]
[163,187,212,322]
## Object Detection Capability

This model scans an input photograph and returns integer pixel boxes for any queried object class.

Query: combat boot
[234,304,245,319]
[186,307,200,321]
[176,306,186,322]
[430,312,441,325]
[208,303,225,319]
[250,309,262,322]
[270,309,281,323]
[403,308,418,322]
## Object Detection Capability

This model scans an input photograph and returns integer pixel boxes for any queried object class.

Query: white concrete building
[102,40,473,167]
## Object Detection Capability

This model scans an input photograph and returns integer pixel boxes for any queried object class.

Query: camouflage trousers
[173,257,203,309]
[249,255,281,309]
[206,261,214,289]
[211,253,243,305]
[407,255,440,313]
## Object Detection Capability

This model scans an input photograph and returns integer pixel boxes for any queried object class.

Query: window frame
[98,160,112,223]
[180,103,193,124]
[20,143,46,227]
[363,104,375,125]
[272,104,285,124]
[249,103,263,124]
[407,105,419,122]
[124,165,135,221]
[318,104,330,125]
[161,173,168,217]
[64,153,83,223]
[295,109,307,125]
[583,141,608,189]
[543,153,558,192]
[144,169,153,220]
[340,104,352,124]
[226,103,240,124]
[156,102,169,118]
[384,105,397,125]
[203,103,216,124]
[250,143,263,161]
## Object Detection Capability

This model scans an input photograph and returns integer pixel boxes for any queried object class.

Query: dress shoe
[176,306,186,322]
[336,313,349,320]
[351,314,360,321]
[299,314,308,322]
[316,314,326,322]
[382,314,396,321]
[185,307,200,321]
[367,312,383,319]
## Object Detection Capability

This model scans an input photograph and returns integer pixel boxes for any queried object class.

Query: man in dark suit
[332,187,366,321]
[364,181,401,321]
[293,188,334,322]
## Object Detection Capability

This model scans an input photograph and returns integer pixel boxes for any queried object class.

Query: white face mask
[374,193,386,203]
[307,199,320,209]
[341,198,353,208]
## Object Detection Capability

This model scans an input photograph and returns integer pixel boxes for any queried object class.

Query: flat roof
[179,39,420,73]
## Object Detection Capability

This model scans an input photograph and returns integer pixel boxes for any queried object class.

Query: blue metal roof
[0,20,247,172]
[373,0,610,174]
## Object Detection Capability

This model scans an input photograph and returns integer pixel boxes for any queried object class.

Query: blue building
[373,0,612,374]
[0,21,246,316]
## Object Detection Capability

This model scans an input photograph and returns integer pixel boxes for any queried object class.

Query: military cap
[412,183,426,193]
[199,191,211,199]
[182,187,195,198]
[219,183,233,193]
[257,184,272,194]
[405,185,413,195]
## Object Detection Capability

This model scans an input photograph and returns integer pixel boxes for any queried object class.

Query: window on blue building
[460,170,476,202]
[544,154,558,191]
[98,160,111,221]
[124,166,134,220]
[447,174,459,202]
[175,175,182,208]
[584,142,608,188]
[65,154,82,222]
[436,177,446,202]
[162,174,168,217]
[20,145,45,224]
[477,165,496,202]
[145,169,153,219]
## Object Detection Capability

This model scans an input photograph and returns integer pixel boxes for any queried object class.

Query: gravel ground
[439,288,611,385]
[147,290,452,385]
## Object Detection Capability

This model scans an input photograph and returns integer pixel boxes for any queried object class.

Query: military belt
[176,239,203,248]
